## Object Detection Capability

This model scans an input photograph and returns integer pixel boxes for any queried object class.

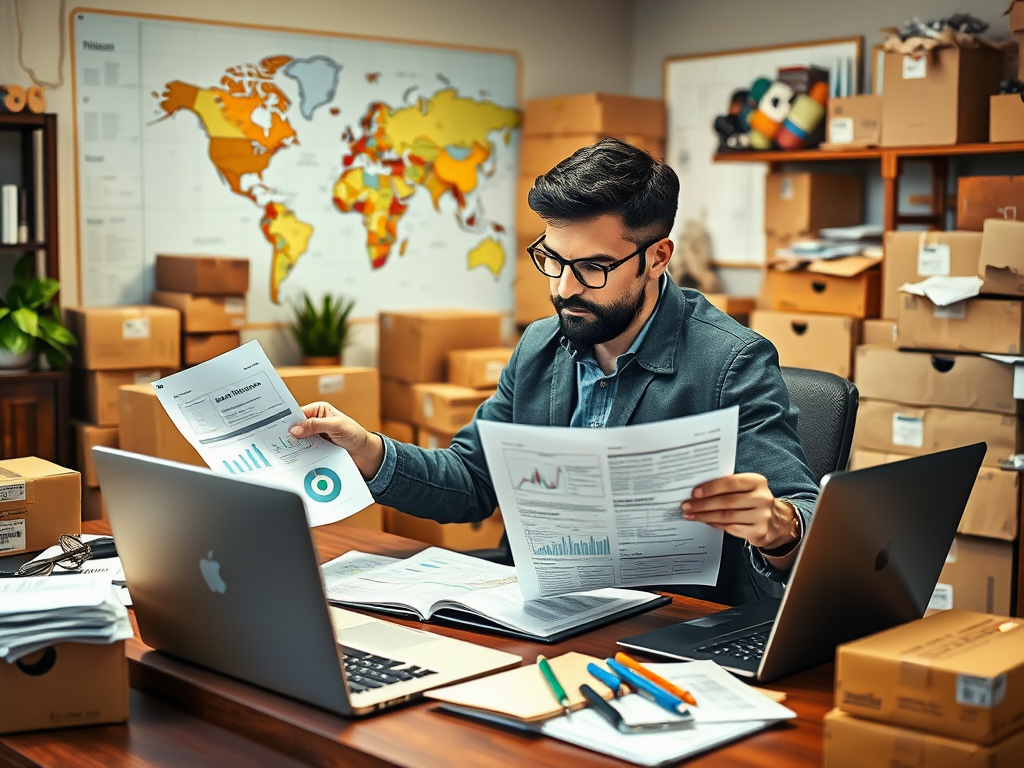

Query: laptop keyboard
[695,629,771,662]
[340,645,437,693]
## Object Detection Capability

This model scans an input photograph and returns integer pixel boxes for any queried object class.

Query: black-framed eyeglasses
[526,234,659,289]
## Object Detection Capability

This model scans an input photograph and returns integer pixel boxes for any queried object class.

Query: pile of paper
[0,574,133,663]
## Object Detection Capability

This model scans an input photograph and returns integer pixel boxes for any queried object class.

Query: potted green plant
[288,292,356,366]
[0,254,77,372]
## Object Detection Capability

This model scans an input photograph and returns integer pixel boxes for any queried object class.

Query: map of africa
[73,13,520,322]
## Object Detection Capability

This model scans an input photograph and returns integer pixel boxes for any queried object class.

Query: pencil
[614,652,698,706]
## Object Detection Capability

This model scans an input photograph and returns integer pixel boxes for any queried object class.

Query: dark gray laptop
[618,443,986,682]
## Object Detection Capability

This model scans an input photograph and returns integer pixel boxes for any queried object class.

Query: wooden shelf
[0,113,47,129]
[0,242,47,254]
[714,142,1024,164]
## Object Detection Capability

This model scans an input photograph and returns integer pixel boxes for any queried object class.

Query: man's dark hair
[527,137,679,245]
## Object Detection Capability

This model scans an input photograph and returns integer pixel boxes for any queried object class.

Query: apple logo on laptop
[874,539,893,572]
[200,550,227,593]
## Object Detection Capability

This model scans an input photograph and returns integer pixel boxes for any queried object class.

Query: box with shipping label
[931,536,1015,616]
[854,346,1020,414]
[381,419,416,444]
[978,219,1024,297]
[824,95,882,147]
[823,707,1024,768]
[958,175,1024,232]
[520,133,664,177]
[277,366,380,433]
[417,428,457,450]
[764,172,863,238]
[850,451,1019,540]
[861,319,897,346]
[65,306,180,370]
[73,421,119,488]
[381,378,416,423]
[897,295,1024,355]
[384,507,505,552]
[515,249,556,326]
[81,486,107,522]
[118,384,203,467]
[764,255,880,318]
[749,310,857,379]
[523,93,665,138]
[155,254,250,294]
[851,399,1019,467]
[0,458,80,557]
[447,347,513,389]
[0,640,128,734]
[182,332,240,366]
[835,609,1024,744]
[990,94,1024,143]
[411,383,493,433]
[883,230,983,320]
[71,367,173,426]
[378,309,503,384]
[880,48,1003,147]
[151,291,247,333]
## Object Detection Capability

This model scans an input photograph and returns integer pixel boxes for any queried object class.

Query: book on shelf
[320,547,670,643]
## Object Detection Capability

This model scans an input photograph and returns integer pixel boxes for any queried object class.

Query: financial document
[478,407,737,600]
[152,341,372,526]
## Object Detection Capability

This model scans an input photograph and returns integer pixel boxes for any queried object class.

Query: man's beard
[551,281,648,349]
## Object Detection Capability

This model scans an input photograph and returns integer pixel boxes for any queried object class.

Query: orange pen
[614,652,698,707]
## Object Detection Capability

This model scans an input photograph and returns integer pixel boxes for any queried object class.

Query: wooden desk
[6,521,834,767]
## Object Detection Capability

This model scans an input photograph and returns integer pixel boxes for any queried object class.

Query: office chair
[468,366,859,566]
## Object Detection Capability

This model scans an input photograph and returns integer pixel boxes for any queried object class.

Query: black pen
[579,683,626,733]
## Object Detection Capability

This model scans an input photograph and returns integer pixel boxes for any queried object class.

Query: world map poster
[72,11,521,322]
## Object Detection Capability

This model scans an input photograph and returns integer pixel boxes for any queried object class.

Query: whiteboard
[664,38,861,267]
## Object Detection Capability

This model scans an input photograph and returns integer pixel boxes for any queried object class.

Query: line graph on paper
[504,450,604,497]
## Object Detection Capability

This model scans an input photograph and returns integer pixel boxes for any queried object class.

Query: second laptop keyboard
[694,629,771,662]
[341,646,437,693]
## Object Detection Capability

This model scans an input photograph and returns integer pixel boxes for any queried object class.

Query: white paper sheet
[477,407,737,600]
[152,341,372,526]
[899,275,983,306]
[26,534,131,605]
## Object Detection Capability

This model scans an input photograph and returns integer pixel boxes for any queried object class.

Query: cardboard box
[523,93,665,138]
[835,609,1024,743]
[823,708,1024,768]
[516,175,543,235]
[825,95,883,147]
[990,94,1024,143]
[764,257,880,318]
[72,367,172,426]
[931,536,1015,616]
[979,219,1024,297]
[764,173,863,238]
[854,346,1019,414]
[384,507,505,551]
[381,419,416,444]
[381,378,416,423]
[958,175,1024,232]
[881,48,1003,147]
[0,641,128,734]
[852,399,1019,466]
[81,486,107,522]
[897,295,1024,355]
[277,366,380,433]
[447,347,513,389]
[378,310,503,384]
[65,306,180,370]
[520,134,664,177]
[155,254,250,294]
[73,421,119,488]
[515,250,556,325]
[411,383,492,433]
[704,295,756,325]
[1012,1,1024,34]
[417,428,457,450]
[182,332,240,366]
[861,319,897,345]
[0,458,80,558]
[749,310,857,379]
[850,451,1019,540]
[883,231,983,320]
[151,291,247,332]
[338,503,383,532]
[118,384,204,466]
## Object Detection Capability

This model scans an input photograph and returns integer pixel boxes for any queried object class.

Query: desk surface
[3,521,834,768]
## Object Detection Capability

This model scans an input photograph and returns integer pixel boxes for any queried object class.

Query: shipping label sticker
[224,297,245,314]
[934,301,966,320]
[0,519,26,553]
[902,55,927,80]
[928,583,953,612]
[123,317,151,339]
[0,481,26,502]
[483,360,505,385]
[956,674,1007,709]
[318,374,345,395]
[918,243,951,276]
[829,117,854,145]
[779,177,794,200]
[892,414,924,448]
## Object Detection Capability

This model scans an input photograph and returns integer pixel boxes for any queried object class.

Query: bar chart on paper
[528,531,612,557]
[223,443,272,474]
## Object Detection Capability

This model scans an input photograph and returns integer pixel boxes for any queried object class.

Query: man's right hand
[290,402,385,480]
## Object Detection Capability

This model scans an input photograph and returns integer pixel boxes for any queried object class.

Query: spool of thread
[0,85,26,113]
[25,86,45,114]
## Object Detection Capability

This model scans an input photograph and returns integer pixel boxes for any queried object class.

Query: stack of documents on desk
[24,534,131,606]
[321,548,668,642]
[0,574,133,662]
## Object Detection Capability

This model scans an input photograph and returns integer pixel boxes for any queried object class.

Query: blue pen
[605,658,690,716]
[586,662,624,697]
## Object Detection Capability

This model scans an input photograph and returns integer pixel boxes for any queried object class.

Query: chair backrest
[779,367,859,485]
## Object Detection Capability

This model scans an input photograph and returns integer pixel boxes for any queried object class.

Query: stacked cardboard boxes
[153,255,249,366]
[991,6,1024,142]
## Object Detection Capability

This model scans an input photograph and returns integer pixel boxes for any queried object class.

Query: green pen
[537,655,571,717]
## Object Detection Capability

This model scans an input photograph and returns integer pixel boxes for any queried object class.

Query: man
[290,138,819,606]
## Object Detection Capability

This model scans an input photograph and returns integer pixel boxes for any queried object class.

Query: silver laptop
[92,447,520,716]
[619,443,986,682]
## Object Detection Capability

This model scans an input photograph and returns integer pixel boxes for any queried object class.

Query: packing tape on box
[898,660,932,689]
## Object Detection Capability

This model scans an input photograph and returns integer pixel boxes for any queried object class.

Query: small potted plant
[0,254,77,372]
[288,292,356,366]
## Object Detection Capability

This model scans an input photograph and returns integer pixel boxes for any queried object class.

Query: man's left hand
[681,473,799,551]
